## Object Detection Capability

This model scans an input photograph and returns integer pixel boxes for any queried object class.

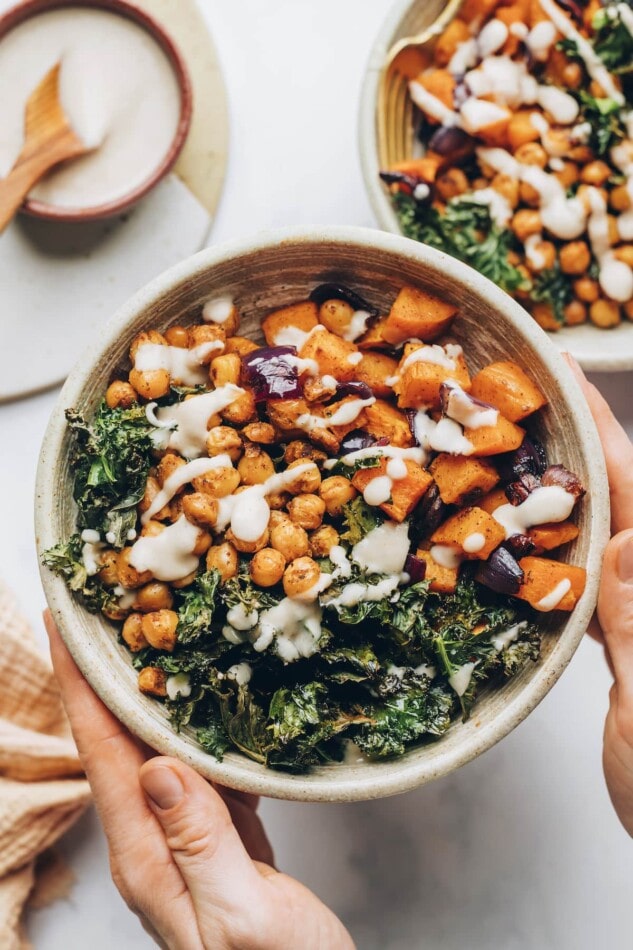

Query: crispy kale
[354,684,454,759]
[66,402,155,546]
[339,496,384,545]
[393,193,529,294]
[41,535,119,615]
[592,4,633,77]
[529,264,574,324]
[176,570,221,643]
[575,92,627,157]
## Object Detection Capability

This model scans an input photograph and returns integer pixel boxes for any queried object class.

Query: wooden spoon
[0,63,89,234]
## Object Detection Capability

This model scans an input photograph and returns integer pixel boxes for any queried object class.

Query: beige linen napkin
[0,581,91,950]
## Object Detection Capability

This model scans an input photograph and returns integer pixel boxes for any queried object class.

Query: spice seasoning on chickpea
[382,0,633,328]
[43,279,588,771]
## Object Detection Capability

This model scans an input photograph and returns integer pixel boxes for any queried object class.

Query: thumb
[139,757,268,938]
[597,529,633,696]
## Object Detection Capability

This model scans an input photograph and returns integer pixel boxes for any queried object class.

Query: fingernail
[140,765,185,810]
[617,537,633,584]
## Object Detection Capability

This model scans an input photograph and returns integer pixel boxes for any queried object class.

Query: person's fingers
[140,757,272,940]
[562,353,633,533]
[217,786,276,866]
[597,531,633,695]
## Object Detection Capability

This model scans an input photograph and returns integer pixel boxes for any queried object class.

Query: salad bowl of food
[36,226,608,801]
[359,0,633,370]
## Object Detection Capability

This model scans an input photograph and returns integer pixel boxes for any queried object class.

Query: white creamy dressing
[141,454,232,524]
[529,112,569,159]
[462,532,486,554]
[135,342,224,387]
[330,544,353,578]
[477,18,509,57]
[256,599,323,663]
[226,604,259,631]
[430,544,464,570]
[149,385,245,458]
[491,620,527,651]
[297,397,375,434]
[326,445,426,469]
[409,80,460,126]
[347,351,363,366]
[460,98,511,134]
[536,85,579,125]
[611,142,633,241]
[227,463,314,543]
[274,322,325,350]
[0,8,182,208]
[113,584,136,610]
[535,577,572,610]
[386,457,408,480]
[524,233,547,270]
[166,673,192,700]
[586,186,633,301]
[448,38,479,76]
[226,662,253,685]
[409,409,436,455]
[351,521,411,575]
[343,311,372,342]
[80,528,104,576]
[202,296,235,325]
[363,476,393,506]
[443,383,498,430]
[449,662,476,697]
[429,417,474,455]
[526,20,557,60]
[469,187,513,227]
[326,575,401,609]
[129,515,201,581]
[279,354,320,376]
[399,343,462,375]
[492,485,576,538]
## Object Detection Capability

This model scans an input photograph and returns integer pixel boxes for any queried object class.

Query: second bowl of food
[36,226,608,802]
[360,0,633,370]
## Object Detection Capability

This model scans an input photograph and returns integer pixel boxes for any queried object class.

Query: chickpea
[103,602,129,622]
[169,495,185,522]
[138,667,167,697]
[563,301,587,326]
[285,458,321,494]
[435,167,469,202]
[512,209,541,242]
[141,520,165,539]
[204,426,242,463]
[580,160,611,187]
[269,510,291,529]
[105,380,137,409]
[518,181,540,208]
[210,352,242,387]
[129,330,167,361]
[164,325,189,348]
[141,609,179,652]
[319,299,355,337]
[559,241,591,276]
[157,453,186,487]
[590,298,621,328]
[614,245,633,268]
[270,520,309,561]
[182,492,218,528]
[225,527,269,554]
[192,466,240,498]
[527,240,556,272]
[287,493,326,530]
[237,444,276,485]
[206,542,238,581]
[507,112,540,151]
[188,325,225,362]
[318,476,357,517]
[491,174,519,209]
[610,184,631,212]
[224,335,260,356]
[135,582,174,613]
[250,547,286,587]
[624,300,633,321]
[192,529,212,557]
[309,524,340,557]
[139,476,166,518]
[589,76,607,97]
[122,613,149,652]
[531,303,559,331]
[562,62,582,89]
[552,161,579,190]
[116,546,152,588]
[569,145,594,164]
[268,491,291,510]
[242,422,276,444]
[129,368,170,400]
[171,569,198,589]
[284,440,327,466]
[608,215,620,246]
[514,142,548,168]
[98,550,119,587]
[573,277,600,303]
[220,389,257,425]
[282,556,320,600]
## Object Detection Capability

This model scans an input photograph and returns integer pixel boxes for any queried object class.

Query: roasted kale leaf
[41,535,119,614]
[529,264,573,324]
[176,570,221,643]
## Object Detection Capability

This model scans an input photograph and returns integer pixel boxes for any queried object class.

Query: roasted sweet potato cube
[382,286,458,345]
[415,69,456,122]
[415,547,459,593]
[470,361,547,422]
[138,667,167,697]
[352,459,433,522]
[430,506,506,559]
[478,487,510,514]
[430,454,500,505]
[527,521,579,554]
[390,156,442,182]
[357,317,392,351]
[364,399,413,447]
[267,398,310,438]
[515,557,586,611]
[460,0,502,24]
[261,302,318,347]
[395,344,471,408]
[323,397,370,440]
[465,415,525,456]
[356,351,399,398]
[299,327,358,382]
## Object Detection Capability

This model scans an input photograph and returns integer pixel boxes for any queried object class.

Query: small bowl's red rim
[0,0,193,222]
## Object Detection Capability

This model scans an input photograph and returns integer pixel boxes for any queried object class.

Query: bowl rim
[35,224,610,802]
[357,0,633,373]
[0,0,193,222]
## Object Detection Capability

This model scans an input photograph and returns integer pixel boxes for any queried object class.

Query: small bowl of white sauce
[0,0,192,221]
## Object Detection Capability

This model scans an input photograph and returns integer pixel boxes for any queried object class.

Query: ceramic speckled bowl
[35,226,610,802]
[358,0,633,372]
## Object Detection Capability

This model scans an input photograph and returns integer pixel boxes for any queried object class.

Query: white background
[0,1,631,948]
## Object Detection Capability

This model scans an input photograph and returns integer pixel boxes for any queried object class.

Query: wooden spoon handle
[0,159,48,234]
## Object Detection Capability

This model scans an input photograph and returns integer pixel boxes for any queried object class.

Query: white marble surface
[0,1,631,948]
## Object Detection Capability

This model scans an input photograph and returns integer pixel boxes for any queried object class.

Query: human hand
[564,355,633,836]
[44,612,355,950]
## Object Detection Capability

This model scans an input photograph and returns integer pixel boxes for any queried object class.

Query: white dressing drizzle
[449,662,476,697]
[443,382,498,430]
[399,343,462,374]
[429,417,474,455]
[492,485,576,538]
[491,620,527,651]
[166,673,192,700]
[586,185,633,302]
[134,342,224,387]
[141,454,232,524]
[430,544,463,570]
[477,18,508,57]
[255,599,323,663]
[151,385,244,458]
[536,577,572,611]
[343,311,372,342]
[81,529,104,576]
[129,515,200,581]
[225,662,253,685]
[228,463,314,543]
[363,476,393,506]
[297,396,375,434]
[463,532,486,554]
[325,445,426,469]
[202,295,234,324]
[351,521,410,575]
